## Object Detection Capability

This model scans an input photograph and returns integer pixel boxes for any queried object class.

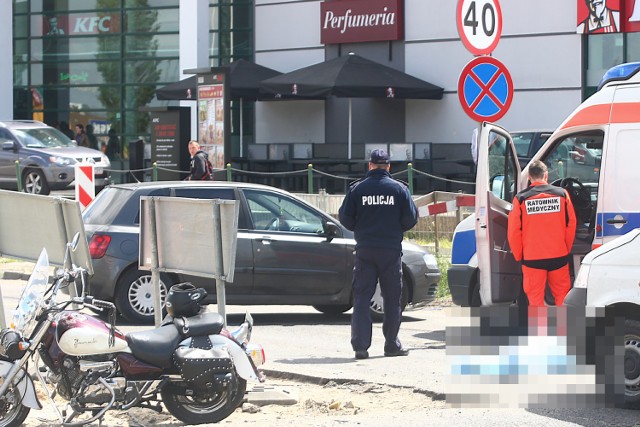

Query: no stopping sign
[458,56,513,122]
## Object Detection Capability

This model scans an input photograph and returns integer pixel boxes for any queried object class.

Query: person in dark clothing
[187,140,212,180]
[58,121,75,140]
[338,149,418,360]
[106,128,120,160]
[86,124,98,150]
[75,123,88,147]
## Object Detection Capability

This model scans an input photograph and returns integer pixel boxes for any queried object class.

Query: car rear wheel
[23,168,50,195]
[370,278,409,322]
[115,268,171,324]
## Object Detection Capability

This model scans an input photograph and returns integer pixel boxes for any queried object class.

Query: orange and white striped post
[75,163,95,210]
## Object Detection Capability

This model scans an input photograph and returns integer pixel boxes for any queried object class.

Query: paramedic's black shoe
[355,350,369,360]
[384,348,409,357]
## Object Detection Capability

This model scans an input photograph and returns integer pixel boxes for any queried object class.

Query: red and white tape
[75,163,95,210]
[418,195,474,217]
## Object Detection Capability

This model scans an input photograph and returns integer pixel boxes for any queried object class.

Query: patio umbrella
[156,59,282,156]
[260,53,444,158]
[156,59,282,101]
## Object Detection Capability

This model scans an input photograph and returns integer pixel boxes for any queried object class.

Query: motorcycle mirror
[62,232,81,272]
[70,232,81,253]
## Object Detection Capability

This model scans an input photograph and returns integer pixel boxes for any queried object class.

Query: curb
[0,272,31,281]
[261,369,445,401]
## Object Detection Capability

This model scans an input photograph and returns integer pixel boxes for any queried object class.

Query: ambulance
[448,62,640,405]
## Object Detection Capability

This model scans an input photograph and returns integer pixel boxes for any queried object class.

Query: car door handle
[258,236,272,244]
[606,218,628,225]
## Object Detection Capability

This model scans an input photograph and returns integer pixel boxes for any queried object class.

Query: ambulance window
[541,130,603,227]
[487,131,518,202]
[542,131,603,185]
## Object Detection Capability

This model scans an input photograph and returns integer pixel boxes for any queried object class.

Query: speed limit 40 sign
[457,0,502,55]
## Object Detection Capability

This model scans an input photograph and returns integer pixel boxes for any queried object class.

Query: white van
[448,62,640,404]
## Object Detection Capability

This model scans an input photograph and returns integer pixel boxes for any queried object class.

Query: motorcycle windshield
[11,249,49,335]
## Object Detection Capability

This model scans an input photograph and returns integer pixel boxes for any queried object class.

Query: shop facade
[8,0,640,192]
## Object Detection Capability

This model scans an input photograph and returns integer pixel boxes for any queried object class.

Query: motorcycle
[0,233,265,426]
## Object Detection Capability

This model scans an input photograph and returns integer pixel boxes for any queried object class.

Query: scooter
[0,233,265,426]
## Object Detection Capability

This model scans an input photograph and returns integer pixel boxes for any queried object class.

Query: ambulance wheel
[624,319,640,407]
[470,281,481,307]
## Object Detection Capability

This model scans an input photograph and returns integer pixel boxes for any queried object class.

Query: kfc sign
[577,0,640,33]
[321,0,403,44]
[40,13,120,36]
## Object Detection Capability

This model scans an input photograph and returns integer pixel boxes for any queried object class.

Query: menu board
[150,108,191,181]
[197,72,227,170]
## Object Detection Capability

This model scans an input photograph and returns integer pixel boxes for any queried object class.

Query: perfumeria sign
[320,0,404,44]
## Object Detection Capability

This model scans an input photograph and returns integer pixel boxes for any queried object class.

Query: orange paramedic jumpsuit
[507,181,577,306]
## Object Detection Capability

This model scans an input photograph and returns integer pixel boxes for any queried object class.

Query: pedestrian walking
[338,149,418,360]
[106,128,121,161]
[74,123,88,147]
[58,121,75,140]
[507,160,577,306]
[86,124,98,150]
[187,140,212,180]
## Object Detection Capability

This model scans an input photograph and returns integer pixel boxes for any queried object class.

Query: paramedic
[338,149,418,360]
[508,160,577,306]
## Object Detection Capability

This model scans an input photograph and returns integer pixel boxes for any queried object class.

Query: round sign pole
[457,0,503,56]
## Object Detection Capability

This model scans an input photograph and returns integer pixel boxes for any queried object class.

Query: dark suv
[0,120,110,195]
[82,181,441,323]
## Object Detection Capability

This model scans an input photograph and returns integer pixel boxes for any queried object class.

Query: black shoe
[355,350,369,360]
[384,348,409,357]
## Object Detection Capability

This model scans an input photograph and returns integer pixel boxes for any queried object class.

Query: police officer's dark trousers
[351,247,403,353]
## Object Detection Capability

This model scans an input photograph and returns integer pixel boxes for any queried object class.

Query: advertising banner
[197,72,228,170]
[576,0,640,33]
[151,110,182,180]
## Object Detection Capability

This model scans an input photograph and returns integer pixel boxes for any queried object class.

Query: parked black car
[82,181,441,323]
[511,130,553,168]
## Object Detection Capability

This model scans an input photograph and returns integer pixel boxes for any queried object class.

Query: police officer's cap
[370,149,390,164]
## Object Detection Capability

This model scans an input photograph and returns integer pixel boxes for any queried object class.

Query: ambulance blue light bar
[597,62,640,91]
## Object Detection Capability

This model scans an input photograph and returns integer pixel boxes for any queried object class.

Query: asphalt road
[0,271,638,426]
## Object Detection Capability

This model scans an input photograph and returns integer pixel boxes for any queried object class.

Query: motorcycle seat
[126,325,182,369]
[172,312,225,337]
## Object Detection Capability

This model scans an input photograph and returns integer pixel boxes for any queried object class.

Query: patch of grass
[0,258,17,264]
[436,254,451,299]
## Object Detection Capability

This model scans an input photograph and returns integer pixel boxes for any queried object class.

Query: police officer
[339,149,418,360]
[507,160,577,306]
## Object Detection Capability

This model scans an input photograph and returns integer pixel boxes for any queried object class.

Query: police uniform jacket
[507,181,577,267]
[338,168,418,251]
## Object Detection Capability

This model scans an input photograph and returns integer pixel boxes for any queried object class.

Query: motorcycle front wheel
[161,378,247,424]
[0,384,30,427]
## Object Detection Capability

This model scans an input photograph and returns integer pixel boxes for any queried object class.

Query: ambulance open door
[475,122,523,305]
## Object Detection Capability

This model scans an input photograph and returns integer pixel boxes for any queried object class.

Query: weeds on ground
[408,237,453,301]
[435,254,451,299]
